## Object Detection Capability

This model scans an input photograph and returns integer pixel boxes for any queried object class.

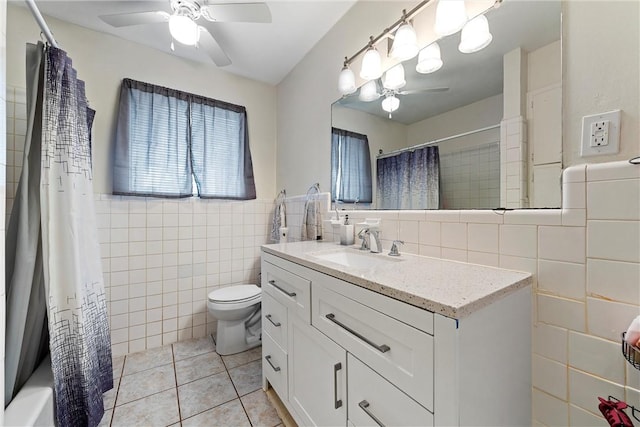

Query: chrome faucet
[358,227,382,253]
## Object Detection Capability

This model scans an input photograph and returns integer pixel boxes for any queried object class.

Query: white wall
[528,40,561,92]
[406,93,503,151]
[562,1,639,166]
[7,4,277,198]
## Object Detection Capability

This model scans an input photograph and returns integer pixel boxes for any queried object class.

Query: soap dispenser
[339,215,354,245]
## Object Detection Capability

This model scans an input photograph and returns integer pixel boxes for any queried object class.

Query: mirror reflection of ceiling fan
[99,0,272,67]
[340,63,449,118]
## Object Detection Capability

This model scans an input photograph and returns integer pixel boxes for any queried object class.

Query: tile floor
[100,336,283,427]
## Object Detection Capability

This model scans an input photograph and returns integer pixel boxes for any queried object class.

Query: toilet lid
[208,284,261,303]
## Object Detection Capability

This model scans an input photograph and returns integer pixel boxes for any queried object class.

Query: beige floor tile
[112,356,125,379]
[123,345,173,375]
[173,336,216,362]
[178,372,238,419]
[117,364,176,405]
[112,389,180,427]
[228,360,262,396]
[98,409,112,427]
[182,399,251,427]
[222,346,262,369]
[241,389,282,427]
[176,351,226,386]
[103,376,120,410]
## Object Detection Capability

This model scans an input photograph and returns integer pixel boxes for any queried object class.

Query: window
[113,78,256,200]
[331,127,372,203]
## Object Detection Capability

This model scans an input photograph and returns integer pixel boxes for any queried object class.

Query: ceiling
[17,0,356,85]
[336,0,561,125]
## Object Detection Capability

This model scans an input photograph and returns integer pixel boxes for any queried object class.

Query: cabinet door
[289,320,347,427]
[348,355,433,427]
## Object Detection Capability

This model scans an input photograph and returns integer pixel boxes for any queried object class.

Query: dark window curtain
[190,96,256,200]
[376,146,440,209]
[114,79,192,197]
[331,127,372,203]
[113,79,255,200]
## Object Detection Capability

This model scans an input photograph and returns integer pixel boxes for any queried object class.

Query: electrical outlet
[581,109,621,157]
[590,120,609,147]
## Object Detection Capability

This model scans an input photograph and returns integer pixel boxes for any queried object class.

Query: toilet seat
[208,284,261,304]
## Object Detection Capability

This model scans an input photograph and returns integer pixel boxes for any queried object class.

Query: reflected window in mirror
[331,127,372,204]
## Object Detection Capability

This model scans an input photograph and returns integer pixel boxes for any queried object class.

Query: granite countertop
[262,241,532,319]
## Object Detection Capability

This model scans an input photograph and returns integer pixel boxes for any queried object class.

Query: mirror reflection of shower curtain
[5,42,112,427]
[376,146,440,210]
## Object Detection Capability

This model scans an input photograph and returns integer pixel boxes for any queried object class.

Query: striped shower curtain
[376,146,440,210]
[5,42,112,427]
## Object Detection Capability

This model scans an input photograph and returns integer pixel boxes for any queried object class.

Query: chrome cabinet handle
[333,363,343,409]
[265,314,281,327]
[268,279,297,297]
[325,313,390,353]
[359,400,385,427]
[265,355,281,372]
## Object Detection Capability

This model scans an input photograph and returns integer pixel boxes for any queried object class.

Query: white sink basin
[309,248,402,269]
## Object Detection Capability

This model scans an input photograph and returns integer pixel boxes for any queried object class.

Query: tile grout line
[171,343,184,425]
[108,356,125,427]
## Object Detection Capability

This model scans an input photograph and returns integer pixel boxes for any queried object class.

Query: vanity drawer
[262,333,288,400]
[262,292,288,350]
[347,354,433,427]
[313,284,434,411]
[262,261,311,322]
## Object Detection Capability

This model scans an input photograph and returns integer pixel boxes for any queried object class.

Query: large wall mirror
[331,0,561,210]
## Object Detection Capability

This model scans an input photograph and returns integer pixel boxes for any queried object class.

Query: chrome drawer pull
[265,355,281,372]
[325,313,391,353]
[268,279,297,297]
[359,400,385,427]
[333,363,343,409]
[265,314,281,327]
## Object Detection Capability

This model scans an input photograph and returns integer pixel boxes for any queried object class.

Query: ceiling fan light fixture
[458,15,493,53]
[338,60,357,95]
[360,45,382,80]
[416,42,443,74]
[359,80,381,102]
[434,0,468,37]
[390,21,418,61]
[169,12,199,46]
[381,94,400,114]
[382,63,406,90]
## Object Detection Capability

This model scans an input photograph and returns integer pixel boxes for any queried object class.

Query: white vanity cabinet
[261,248,531,427]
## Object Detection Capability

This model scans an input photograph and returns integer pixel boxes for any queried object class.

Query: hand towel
[270,191,287,242]
[301,184,322,241]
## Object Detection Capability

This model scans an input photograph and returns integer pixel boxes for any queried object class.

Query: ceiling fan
[99,0,272,67]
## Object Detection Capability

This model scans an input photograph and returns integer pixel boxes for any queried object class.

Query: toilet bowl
[207,284,262,355]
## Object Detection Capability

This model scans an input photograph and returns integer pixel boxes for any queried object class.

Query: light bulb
[360,46,382,80]
[359,80,380,102]
[338,65,357,95]
[381,95,400,113]
[434,0,468,36]
[416,43,443,74]
[390,22,418,61]
[382,64,406,90]
[169,13,199,46]
[459,15,493,53]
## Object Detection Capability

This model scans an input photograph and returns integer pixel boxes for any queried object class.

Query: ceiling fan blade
[201,2,272,23]
[398,87,450,95]
[100,11,169,27]
[198,27,232,67]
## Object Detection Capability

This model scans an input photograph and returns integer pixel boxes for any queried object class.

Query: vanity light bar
[341,0,503,68]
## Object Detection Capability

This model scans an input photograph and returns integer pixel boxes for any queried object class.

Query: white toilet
[207,284,262,355]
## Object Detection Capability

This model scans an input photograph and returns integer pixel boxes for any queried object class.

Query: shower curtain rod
[25,0,59,48]
[377,123,501,159]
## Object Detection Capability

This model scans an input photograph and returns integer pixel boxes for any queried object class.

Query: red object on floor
[598,397,635,427]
